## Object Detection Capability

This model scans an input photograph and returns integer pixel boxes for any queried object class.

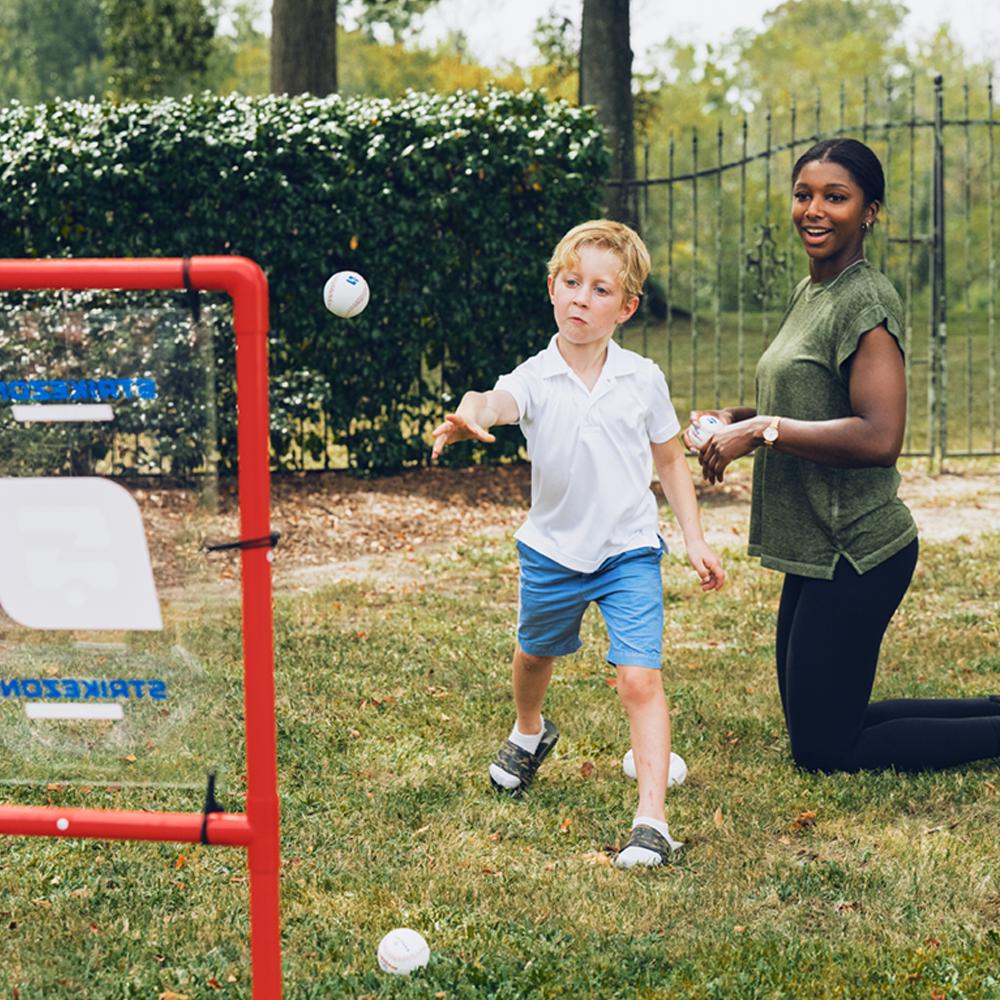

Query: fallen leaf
[733,925,746,933]
[559,817,572,834]
[175,853,187,870]
[207,979,222,990]
[159,993,190,1000]
[924,937,941,949]
[713,806,725,828]
[580,851,613,866]
[789,810,817,832]
[580,760,595,778]
[836,900,860,912]
[984,781,996,795]
[488,831,502,842]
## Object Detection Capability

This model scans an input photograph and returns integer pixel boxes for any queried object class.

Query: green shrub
[0,89,608,472]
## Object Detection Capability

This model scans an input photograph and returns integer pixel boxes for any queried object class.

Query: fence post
[930,74,947,470]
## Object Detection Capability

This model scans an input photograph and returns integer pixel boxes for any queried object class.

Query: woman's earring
[861,221,870,232]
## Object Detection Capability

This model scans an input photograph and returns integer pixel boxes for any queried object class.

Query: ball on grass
[323,270,370,318]
[377,927,430,975]
[622,748,688,787]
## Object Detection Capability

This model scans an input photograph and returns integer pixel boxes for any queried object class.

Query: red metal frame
[0,257,281,998]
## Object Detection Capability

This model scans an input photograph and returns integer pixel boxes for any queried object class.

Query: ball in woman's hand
[688,414,723,450]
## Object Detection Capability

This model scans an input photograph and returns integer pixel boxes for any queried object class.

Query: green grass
[0,530,998,998]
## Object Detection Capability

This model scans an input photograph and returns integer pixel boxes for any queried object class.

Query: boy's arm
[651,436,725,591]
[430,389,520,460]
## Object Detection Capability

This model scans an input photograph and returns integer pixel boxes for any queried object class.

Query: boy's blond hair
[547,220,651,301]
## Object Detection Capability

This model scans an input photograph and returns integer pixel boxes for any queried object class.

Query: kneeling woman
[689,137,1000,772]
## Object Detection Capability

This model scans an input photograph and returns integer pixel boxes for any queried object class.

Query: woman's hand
[698,417,764,484]
[682,408,732,452]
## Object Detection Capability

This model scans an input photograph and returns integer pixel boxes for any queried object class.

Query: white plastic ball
[688,413,723,450]
[622,748,687,787]
[377,927,430,975]
[323,270,370,318]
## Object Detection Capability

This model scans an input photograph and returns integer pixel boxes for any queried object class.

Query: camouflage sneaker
[488,719,560,796]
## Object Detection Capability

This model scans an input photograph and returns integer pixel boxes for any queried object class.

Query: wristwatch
[762,416,781,447]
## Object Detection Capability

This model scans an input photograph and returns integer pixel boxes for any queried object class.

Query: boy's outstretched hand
[430,412,496,461]
[686,539,726,592]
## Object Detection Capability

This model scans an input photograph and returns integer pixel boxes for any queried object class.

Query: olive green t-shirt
[748,260,917,579]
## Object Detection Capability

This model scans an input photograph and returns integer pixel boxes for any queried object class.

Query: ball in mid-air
[687,413,724,450]
[323,270,370,318]
[377,928,430,975]
[622,748,688,787]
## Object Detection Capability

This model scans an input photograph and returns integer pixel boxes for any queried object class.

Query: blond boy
[431,220,724,866]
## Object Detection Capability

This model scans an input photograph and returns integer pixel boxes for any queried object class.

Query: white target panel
[0,477,162,631]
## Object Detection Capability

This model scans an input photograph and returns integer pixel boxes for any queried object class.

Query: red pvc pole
[0,806,252,845]
[0,257,281,999]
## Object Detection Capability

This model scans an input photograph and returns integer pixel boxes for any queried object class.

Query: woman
[688,137,1000,772]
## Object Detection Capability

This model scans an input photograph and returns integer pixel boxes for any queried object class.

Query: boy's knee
[516,650,553,674]
[615,667,663,706]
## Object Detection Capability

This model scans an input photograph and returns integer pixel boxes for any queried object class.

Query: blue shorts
[516,541,665,669]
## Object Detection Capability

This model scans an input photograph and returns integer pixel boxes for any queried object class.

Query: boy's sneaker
[489,719,560,796]
[614,818,683,869]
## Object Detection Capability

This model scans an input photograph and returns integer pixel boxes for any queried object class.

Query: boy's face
[548,245,639,347]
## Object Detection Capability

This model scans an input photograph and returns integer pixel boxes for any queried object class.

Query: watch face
[763,427,778,442]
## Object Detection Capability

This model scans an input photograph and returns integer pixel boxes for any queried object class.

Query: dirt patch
[132,459,1000,594]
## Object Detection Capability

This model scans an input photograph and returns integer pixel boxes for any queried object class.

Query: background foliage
[0,89,607,472]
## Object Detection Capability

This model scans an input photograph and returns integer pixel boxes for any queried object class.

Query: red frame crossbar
[0,257,281,998]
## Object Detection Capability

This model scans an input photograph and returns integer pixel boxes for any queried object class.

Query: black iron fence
[612,73,999,462]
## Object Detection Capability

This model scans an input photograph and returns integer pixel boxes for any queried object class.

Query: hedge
[0,89,609,473]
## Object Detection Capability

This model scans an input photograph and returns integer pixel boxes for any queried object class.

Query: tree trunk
[270,0,337,95]
[579,0,636,226]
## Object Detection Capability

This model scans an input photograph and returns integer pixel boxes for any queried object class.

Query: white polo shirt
[494,335,681,573]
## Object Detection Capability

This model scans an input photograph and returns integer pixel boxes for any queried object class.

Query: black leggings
[777,538,1000,772]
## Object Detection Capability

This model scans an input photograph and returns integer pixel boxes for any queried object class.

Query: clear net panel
[0,292,242,795]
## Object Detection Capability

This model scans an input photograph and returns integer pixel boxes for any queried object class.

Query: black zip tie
[182,256,201,324]
[205,531,280,553]
[200,771,224,845]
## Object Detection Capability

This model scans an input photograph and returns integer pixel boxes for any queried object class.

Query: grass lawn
[0,529,997,998]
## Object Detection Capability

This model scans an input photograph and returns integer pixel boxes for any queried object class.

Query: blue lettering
[0,382,8,402]
[81,679,100,698]
[50,381,69,401]
[128,679,146,698]
[42,679,61,698]
[9,381,30,402]
[109,679,129,698]
[21,678,42,697]
[97,380,119,401]
[136,378,157,400]
[148,679,167,700]
[0,679,20,698]
[63,679,80,698]
[99,680,109,698]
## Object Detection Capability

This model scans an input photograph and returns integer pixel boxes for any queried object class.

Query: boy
[431,220,724,867]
